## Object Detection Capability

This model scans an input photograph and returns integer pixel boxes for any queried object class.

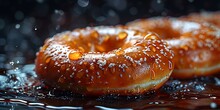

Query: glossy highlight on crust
[180,11,220,28]
[35,26,174,96]
[127,18,220,78]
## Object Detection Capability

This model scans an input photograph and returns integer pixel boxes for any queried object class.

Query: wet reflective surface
[0,63,220,109]
[1,0,220,109]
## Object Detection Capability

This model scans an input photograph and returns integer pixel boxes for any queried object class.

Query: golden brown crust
[35,26,174,95]
[127,18,220,78]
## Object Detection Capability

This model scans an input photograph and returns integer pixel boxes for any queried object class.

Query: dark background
[0,0,220,64]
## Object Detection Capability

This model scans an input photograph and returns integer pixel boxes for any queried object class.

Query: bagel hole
[149,27,181,39]
[74,34,129,53]
[130,20,184,39]
[139,20,201,39]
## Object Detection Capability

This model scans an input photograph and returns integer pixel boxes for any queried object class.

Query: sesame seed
[120,74,123,78]
[85,70,89,73]
[108,63,115,68]
[97,59,107,67]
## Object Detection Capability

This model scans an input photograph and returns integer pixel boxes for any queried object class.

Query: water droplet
[157,0,161,4]
[134,31,142,36]
[151,69,156,80]
[180,45,188,51]
[210,102,217,109]
[41,44,49,51]
[90,65,95,70]
[78,47,85,52]
[9,61,14,65]
[118,31,128,40]
[91,31,99,39]
[83,62,88,65]
[45,57,51,64]
[66,68,70,72]
[144,34,158,40]
[54,9,64,15]
[15,24,20,29]
[69,52,82,60]
[103,35,110,42]
[77,0,89,7]
[115,49,124,55]
[76,72,84,79]
[150,46,156,52]
[95,45,105,52]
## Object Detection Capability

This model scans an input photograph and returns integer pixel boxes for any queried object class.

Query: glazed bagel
[127,18,220,78]
[35,26,174,96]
[181,12,220,27]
